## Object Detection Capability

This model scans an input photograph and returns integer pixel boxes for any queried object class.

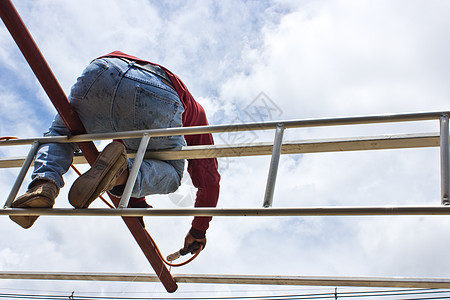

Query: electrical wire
[1,135,202,267]
[71,163,202,267]
[1,288,450,300]
[2,135,446,297]
[0,136,19,141]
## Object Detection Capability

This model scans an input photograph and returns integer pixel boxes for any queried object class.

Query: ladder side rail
[4,205,450,217]
[3,141,40,208]
[0,132,443,168]
[1,111,448,148]
[53,110,450,138]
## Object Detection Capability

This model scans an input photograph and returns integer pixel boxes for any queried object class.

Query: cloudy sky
[1,0,450,298]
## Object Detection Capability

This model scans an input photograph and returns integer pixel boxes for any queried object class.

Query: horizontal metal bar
[0,111,445,147]
[0,132,441,168]
[0,271,449,289]
[177,274,450,289]
[1,206,450,217]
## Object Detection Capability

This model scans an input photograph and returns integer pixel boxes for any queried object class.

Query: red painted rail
[0,0,177,292]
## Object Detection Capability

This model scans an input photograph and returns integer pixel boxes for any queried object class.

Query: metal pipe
[2,206,450,217]
[0,271,449,289]
[177,274,450,289]
[3,141,40,208]
[1,111,447,147]
[441,115,450,205]
[118,134,150,208]
[0,1,176,292]
[0,133,442,168]
[0,0,98,164]
[263,124,285,207]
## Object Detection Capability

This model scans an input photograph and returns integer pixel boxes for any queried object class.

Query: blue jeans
[32,57,186,198]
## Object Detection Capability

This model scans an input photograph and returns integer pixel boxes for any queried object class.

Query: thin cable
[404,297,450,300]
[71,164,201,266]
[149,232,203,267]
[336,288,450,299]
[0,136,19,141]
[1,288,450,300]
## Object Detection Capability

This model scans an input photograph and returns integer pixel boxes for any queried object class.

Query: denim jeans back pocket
[134,85,184,132]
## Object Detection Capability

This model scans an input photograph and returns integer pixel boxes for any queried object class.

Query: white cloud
[220,0,450,120]
[1,0,450,297]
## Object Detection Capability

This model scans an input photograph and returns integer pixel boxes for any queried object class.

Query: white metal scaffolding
[1,110,450,288]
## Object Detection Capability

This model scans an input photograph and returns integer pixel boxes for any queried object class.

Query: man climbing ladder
[10,51,221,253]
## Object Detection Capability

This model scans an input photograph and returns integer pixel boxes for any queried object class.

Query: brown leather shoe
[69,141,128,208]
[10,179,59,229]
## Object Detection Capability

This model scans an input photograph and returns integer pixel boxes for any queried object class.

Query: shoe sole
[10,196,54,229]
[69,142,127,209]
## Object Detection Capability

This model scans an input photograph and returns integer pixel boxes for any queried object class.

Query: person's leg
[65,58,129,208]
[124,158,184,198]
[26,57,117,191]
[32,114,77,187]
[69,58,186,203]
[10,58,117,227]
[65,57,185,206]
[10,113,76,228]
[109,58,186,198]
[68,140,128,208]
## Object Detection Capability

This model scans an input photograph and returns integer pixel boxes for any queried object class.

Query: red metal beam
[0,0,177,293]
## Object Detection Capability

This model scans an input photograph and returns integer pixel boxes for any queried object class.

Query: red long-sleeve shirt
[99,51,220,237]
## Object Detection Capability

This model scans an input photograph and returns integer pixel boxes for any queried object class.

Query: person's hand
[183,232,207,254]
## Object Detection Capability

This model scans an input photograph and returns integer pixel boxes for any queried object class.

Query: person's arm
[182,134,220,251]
[153,66,220,250]
[188,156,220,237]
[181,103,221,248]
